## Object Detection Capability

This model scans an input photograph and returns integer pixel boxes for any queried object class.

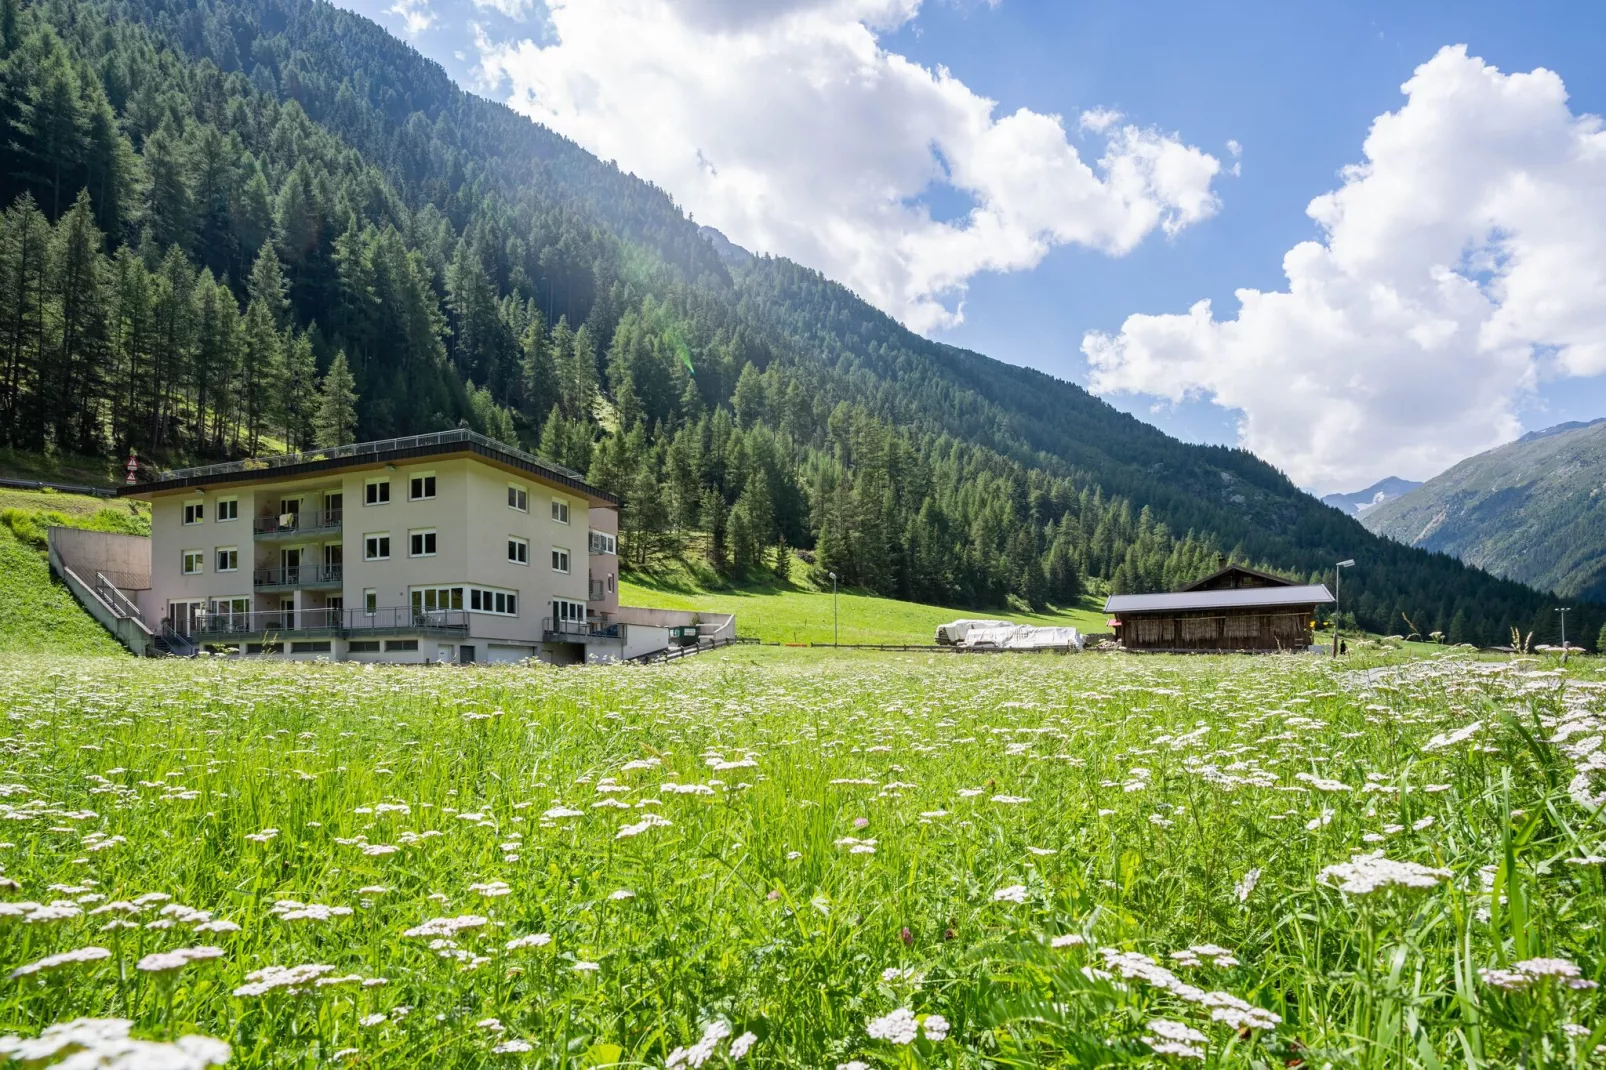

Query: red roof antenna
[125,448,139,485]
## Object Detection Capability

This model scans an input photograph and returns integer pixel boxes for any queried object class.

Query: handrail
[254,509,342,536]
[168,606,469,639]
[161,620,198,657]
[95,572,145,621]
[543,617,621,639]
[253,564,343,588]
[588,579,605,602]
[158,429,586,484]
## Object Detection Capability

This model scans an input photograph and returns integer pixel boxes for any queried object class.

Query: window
[508,536,529,565]
[551,548,570,574]
[363,533,391,561]
[607,574,614,594]
[409,473,436,501]
[411,586,464,613]
[409,529,437,557]
[551,499,570,524]
[290,641,332,654]
[183,502,204,525]
[246,642,284,655]
[385,639,418,652]
[182,550,204,575]
[216,498,238,522]
[588,530,616,555]
[468,586,519,616]
[363,589,377,614]
[552,598,585,624]
[365,478,390,506]
[348,640,381,653]
[508,485,528,512]
[214,547,238,573]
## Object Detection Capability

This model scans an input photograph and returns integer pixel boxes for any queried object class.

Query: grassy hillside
[1363,420,1606,601]
[621,558,1107,644]
[0,489,147,655]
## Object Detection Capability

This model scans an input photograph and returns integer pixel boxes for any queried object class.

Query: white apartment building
[91,430,726,664]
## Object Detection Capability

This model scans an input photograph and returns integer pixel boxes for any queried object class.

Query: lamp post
[829,572,838,647]
[1557,606,1571,662]
[1333,559,1355,658]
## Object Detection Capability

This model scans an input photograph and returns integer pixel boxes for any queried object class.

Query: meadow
[0,648,1601,1068]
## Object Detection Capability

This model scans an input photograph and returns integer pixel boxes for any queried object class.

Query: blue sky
[335,0,1606,493]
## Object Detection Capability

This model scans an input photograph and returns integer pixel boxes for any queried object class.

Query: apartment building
[103,430,718,664]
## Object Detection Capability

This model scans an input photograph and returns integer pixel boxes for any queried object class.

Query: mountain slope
[1322,477,1423,518]
[1362,421,1606,601]
[0,0,1592,649]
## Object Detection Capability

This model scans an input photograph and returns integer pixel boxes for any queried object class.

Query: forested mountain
[0,0,1593,647]
[1363,420,1606,603]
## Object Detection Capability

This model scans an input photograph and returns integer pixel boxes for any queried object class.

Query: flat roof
[118,429,617,506]
[1105,584,1335,614]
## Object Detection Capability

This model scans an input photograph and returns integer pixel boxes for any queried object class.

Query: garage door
[487,645,534,664]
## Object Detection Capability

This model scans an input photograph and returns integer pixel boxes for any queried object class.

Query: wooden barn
[1103,564,1335,653]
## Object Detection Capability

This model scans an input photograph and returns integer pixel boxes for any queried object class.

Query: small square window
[508,485,528,512]
[552,548,570,574]
[363,589,377,614]
[410,473,436,501]
[551,499,569,524]
[410,529,437,557]
[181,550,204,575]
[215,547,238,572]
[364,534,391,561]
[508,536,528,565]
[183,502,204,525]
[216,498,238,522]
[365,479,390,506]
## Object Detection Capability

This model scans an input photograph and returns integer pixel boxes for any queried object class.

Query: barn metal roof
[1104,584,1335,614]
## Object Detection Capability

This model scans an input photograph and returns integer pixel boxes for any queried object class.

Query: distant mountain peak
[699,226,752,268]
[1321,476,1423,517]
[1517,416,1606,443]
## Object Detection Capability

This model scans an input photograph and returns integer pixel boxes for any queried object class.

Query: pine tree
[314,350,358,447]
[702,487,729,573]
[281,331,319,451]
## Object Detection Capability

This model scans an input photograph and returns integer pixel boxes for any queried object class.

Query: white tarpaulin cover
[958,625,1083,651]
[934,619,1014,645]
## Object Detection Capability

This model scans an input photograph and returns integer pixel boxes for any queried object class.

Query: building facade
[1104,565,1334,653]
[113,431,699,664]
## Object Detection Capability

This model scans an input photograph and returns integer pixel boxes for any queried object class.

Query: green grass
[621,556,1109,644]
[0,648,1600,1067]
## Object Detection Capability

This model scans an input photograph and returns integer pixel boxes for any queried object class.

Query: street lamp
[1557,606,1572,662]
[1332,559,1355,658]
[829,572,838,647]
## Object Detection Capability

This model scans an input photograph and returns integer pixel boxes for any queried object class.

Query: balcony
[254,509,342,539]
[169,606,468,641]
[254,564,343,591]
[588,578,606,602]
[544,617,622,643]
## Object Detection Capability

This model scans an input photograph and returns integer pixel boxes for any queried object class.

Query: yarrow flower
[1479,957,1598,992]
[992,884,1028,904]
[505,933,551,951]
[0,1019,229,1069]
[866,1008,947,1045]
[1145,1018,1207,1060]
[403,915,488,938]
[136,946,225,974]
[1234,868,1261,903]
[1318,852,1451,895]
[232,964,339,997]
[9,946,112,979]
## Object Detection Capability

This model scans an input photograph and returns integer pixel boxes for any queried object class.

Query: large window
[552,598,585,624]
[508,485,528,512]
[216,498,238,522]
[550,499,569,524]
[183,502,204,525]
[468,587,519,616]
[409,473,436,501]
[508,536,529,565]
[214,547,238,572]
[363,533,391,561]
[181,549,204,575]
[365,478,390,506]
[551,548,570,574]
[409,529,437,557]
[588,530,616,555]
[411,586,464,613]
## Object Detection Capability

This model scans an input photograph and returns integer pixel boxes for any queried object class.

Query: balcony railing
[543,617,622,641]
[168,606,468,640]
[254,509,342,537]
[588,579,605,602]
[159,429,586,484]
[254,564,343,589]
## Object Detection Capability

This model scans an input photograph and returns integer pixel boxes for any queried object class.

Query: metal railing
[94,573,145,621]
[160,620,199,657]
[588,579,605,602]
[158,429,586,484]
[168,606,468,640]
[543,617,622,640]
[254,509,342,536]
[254,564,343,589]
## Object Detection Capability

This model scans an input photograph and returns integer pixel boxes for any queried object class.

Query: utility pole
[829,572,838,648]
[1333,559,1355,657]
[1557,606,1571,663]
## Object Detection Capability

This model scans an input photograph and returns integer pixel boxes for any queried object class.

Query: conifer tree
[314,350,358,447]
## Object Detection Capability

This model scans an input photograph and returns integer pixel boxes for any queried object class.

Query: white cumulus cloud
[476,0,1222,332]
[1084,45,1606,493]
